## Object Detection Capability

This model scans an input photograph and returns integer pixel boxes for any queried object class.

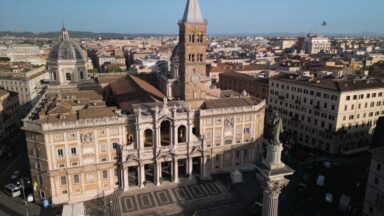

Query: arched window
[199,34,203,43]
[178,126,187,143]
[161,121,171,146]
[189,32,195,43]
[144,129,153,148]
[189,54,195,62]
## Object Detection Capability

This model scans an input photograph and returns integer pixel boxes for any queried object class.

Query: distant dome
[48,26,85,62]
[171,44,180,61]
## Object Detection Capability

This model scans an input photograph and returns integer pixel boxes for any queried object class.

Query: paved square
[118,180,237,216]
[120,196,138,213]
[172,187,192,202]
[137,193,156,210]
[154,190,172,206]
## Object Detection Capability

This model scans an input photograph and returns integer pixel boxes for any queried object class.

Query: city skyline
[1,0,384,35]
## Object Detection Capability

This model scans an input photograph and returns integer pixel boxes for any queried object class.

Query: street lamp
[17,177,31,216]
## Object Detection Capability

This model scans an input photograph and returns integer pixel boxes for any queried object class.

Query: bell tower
[178,0,210,101]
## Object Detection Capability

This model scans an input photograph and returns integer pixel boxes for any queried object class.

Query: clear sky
[0,0,383,34]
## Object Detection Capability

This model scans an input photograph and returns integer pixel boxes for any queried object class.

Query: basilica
[23,0,266,204]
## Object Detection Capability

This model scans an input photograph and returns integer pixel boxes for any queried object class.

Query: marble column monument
[255,111,294,216]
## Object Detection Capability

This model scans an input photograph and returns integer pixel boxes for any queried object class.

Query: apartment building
[269,76,384,154]
[363,147,384,216]
[0,66,48,107]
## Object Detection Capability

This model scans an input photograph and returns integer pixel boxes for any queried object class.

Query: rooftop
[109,75,165,113]
[28,89,121,124]
[274,76,384,92]
[202,97,262,109]
[0,88,9,97]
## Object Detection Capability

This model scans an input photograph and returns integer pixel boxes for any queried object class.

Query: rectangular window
[57,149,64,157]
[244,128,250,134]
[110,128,119,135]
[73,174,80,184]
[244,149,248,157]
[70,147,77,156]
[102,170,108,179]
[38,175,44,186]
[60,176,67,185]
[100,144,107,152]
[65,73,71,81]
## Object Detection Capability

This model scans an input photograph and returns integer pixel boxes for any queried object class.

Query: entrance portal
[128,166,138,186]
[144,164,154,184]
[192,157,201,176]
[178,159,187,178]
[161,161,172,181]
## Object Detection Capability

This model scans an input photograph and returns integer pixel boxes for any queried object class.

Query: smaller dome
[48,27,85,62]
[171,44,180,61]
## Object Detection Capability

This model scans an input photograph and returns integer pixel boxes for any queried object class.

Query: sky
[0,0,383,35]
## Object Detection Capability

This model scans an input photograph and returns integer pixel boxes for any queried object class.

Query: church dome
[48,26,85,62]
[171,44,180,61]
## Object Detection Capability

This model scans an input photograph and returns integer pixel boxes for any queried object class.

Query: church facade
[23,0,266,205]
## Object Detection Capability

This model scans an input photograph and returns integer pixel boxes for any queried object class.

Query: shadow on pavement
[0,202,24,216]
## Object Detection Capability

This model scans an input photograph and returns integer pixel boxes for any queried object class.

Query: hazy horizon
[1,0,383,35]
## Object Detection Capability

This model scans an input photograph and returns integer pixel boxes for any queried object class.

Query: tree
[0,57,11,62]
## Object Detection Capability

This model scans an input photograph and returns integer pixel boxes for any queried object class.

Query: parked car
[323,161,333,168]
[10,170,20,180]
[3,183,21,197]
[302,174,310,181]
[7,151,13,157]
[298,183,307,191]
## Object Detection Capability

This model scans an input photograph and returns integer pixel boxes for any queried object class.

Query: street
[0,130,45,216]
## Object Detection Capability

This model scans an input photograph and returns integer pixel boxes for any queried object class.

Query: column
[139,165,145,188]
[173,124,178,146]
[262,189,280,216]
[201,156,208,178]
[155,126,161,148]
[187,157,193,178]
[173,158,179,183]
[261,180,287,216]
[155,162,161,186]
[123,167,129,191]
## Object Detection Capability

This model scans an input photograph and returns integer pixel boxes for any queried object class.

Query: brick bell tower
[178,0,211,102]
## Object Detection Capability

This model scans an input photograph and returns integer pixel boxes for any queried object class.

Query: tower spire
[182,0,204,23]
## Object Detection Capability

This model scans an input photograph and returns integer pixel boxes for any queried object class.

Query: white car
[323,161,333,168]
[10,170,20,180]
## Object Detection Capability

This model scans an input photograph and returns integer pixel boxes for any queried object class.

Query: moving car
[10,170,20,180]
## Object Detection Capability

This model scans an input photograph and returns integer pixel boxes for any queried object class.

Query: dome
[48,27,85,62]
[171,44,180,61]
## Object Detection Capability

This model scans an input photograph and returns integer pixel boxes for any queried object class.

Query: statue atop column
[255,110,294,216]
[266,111,284,146]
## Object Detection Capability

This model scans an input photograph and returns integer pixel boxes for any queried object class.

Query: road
[0,130,42,216]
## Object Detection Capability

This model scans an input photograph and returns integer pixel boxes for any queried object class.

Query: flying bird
[322,21,327,26]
